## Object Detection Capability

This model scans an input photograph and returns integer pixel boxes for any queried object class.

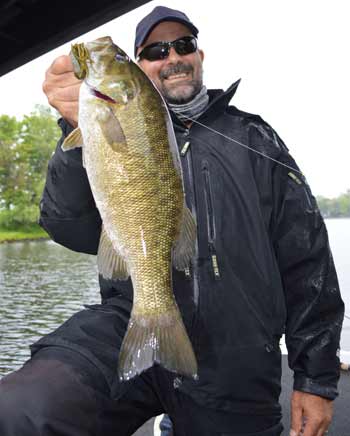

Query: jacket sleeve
[271,137,344,400]
[39,118,102,254]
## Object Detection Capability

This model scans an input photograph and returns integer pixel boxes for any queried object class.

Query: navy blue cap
[134,6,199,57]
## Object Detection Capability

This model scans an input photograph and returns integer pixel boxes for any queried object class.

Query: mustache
[159,63,193,80]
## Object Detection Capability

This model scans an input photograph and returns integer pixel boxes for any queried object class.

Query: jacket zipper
[202,161,221,280]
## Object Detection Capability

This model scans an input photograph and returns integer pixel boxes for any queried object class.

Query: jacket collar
[170,78,241,127]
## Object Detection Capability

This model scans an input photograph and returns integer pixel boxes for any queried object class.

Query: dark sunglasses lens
[141,44,169,61]
[139,37,197,61]
[174,37,197,55]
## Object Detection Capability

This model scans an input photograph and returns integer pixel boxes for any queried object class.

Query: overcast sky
[0,0,349,198]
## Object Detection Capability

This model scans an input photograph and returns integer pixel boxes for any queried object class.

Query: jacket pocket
[202,160,221,280]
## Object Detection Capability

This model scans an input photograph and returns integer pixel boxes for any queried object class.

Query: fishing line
[179,115,304,176]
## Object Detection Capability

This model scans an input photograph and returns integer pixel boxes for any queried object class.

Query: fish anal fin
[118,309,198,381]
[173,205,197,271]
[96,105,127,153]
[62,127,83,151]
[97,227,129,280]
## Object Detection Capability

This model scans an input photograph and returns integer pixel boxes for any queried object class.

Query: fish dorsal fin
[97,226,129,280]
[96,105,127,153]
[62,127,83,151]
[173,205,197,271]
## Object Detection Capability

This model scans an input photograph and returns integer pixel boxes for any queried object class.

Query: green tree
[317,189,350,218]
[0,105,60,229]
[19,105,59,207]
[0,115,21,210]
[338,190,350,216]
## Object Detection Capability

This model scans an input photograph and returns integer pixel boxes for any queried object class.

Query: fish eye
[115,53,129,63]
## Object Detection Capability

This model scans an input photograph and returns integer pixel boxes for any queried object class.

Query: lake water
[0,241,99,375]
[0,219,349,376]
[326,219,350,357]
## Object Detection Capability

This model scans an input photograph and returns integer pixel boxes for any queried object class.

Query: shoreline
[0,228,49,244]
[0,236,49,244]
[324,216,350,220]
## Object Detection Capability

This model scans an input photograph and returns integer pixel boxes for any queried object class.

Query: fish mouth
[89,86,117,104]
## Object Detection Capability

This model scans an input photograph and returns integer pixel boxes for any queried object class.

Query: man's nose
[166,46,182,63]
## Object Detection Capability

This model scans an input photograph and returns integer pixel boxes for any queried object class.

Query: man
[0,6,344,436]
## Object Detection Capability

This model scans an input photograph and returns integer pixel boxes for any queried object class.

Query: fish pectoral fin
[173,206,197,271]
[96,105,127,153]
[61,127,83,151]
[118,309,198,381]
[97,226,129,280]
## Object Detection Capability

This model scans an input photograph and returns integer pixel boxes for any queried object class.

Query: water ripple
[0,240,99,377]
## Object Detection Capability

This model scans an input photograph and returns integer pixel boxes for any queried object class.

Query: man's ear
[199,49,204,62]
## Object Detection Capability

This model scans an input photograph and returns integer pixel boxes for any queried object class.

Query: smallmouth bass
[62,36,198,381]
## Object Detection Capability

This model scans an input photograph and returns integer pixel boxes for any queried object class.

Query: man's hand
[42,55,81,127]
[290,390,333,436]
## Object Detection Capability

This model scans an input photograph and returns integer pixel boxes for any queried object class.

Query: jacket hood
[206,78,241,115]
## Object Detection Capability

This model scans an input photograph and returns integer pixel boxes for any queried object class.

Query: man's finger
[49,83,81,102]
[55,101,79,126]
[49,55,74,75]
[44,71,80,87]
[317,428,329,436]
[316,423,330,436]
[302,417,328,436]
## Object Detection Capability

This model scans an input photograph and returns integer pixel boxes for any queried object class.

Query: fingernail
[289,431,298,436]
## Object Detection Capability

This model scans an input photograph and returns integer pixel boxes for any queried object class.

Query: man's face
[137,22,204,104]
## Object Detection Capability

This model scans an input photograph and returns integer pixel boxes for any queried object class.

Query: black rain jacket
[39,80,344,415]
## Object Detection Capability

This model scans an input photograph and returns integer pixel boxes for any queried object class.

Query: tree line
[0,106,60,230]
[0,106,349,231]
[316,191,350,218]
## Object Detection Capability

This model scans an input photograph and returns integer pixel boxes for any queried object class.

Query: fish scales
[90,96,182,313]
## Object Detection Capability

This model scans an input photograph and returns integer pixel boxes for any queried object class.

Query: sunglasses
[137,36,198,62]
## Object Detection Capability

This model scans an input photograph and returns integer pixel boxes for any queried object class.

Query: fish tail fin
[118,309,198,381]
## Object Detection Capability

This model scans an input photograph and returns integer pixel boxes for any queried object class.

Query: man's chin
[163,84,198,105]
